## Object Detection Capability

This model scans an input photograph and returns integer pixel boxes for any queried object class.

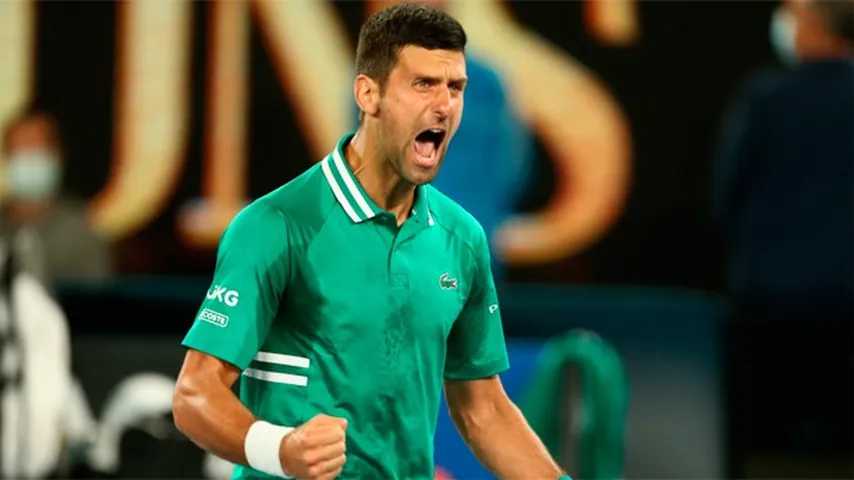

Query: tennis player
[173,4,568,479]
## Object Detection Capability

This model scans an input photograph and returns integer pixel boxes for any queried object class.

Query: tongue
[414,139,436,159]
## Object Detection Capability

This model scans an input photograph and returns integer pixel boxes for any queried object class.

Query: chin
[401,156,442,186]
[405,170,437,186]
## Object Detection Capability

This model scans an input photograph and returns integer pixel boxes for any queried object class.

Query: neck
[346,128,416,225]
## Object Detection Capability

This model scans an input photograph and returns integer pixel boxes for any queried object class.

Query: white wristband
[244,420,294,478]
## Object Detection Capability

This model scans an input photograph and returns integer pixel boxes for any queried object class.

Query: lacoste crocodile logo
[439,273,458,290]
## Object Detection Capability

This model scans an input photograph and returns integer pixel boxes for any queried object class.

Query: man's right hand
[280,414,348,479]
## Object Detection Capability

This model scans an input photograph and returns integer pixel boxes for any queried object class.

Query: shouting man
[173,4,568,479]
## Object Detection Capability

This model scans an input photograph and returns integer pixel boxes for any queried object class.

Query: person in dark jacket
[714,1,853,477]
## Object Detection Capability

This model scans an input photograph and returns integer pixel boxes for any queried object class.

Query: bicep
[173,349,256,464]
[444,375,507,414]
[176,349,242,394]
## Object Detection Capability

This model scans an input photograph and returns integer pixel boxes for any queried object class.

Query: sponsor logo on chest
[439,273,458,290]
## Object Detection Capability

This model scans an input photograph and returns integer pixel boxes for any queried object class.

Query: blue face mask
[5,150,61,201]
[770,5,799,67]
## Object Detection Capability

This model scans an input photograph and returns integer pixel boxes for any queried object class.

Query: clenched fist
[280,414,348,479]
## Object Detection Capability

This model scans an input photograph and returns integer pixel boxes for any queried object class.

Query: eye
[449,81,466,94]
[414,79,431,90]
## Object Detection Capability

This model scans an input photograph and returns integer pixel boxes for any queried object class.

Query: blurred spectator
[714,0,853,476]
[1,110,111,288]
[0,245,97,478]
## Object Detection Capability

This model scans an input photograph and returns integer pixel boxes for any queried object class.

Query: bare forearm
[172,353,255,465]
[452,399,562,479]
[173,351,349,479]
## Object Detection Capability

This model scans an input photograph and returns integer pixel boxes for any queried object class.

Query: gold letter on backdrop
[585,0,640,47]
[87,0,350,244]
[177,0,249,247]
[451,1,633,264]
[89,0,191,238]
[177,0,352,247]
[51,0,631,262]
[250,0,351,157]
[0,0,34,199]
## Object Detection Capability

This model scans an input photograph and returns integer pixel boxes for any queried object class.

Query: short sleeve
[444,227,510,380]
[182,203,289,370]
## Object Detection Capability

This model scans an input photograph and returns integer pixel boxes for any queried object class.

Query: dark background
[33,1,777,288]
[22,2,853,478]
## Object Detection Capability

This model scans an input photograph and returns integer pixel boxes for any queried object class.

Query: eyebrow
[414,75,469,86]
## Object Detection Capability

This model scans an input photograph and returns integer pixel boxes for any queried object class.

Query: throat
[345,134,416,220]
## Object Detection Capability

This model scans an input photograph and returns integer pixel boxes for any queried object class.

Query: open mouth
[412,128,447,166]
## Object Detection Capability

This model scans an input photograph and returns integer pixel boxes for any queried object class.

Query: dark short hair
[355,3,466,89]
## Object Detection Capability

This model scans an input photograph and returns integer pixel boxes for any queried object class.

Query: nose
[431,85,451,122]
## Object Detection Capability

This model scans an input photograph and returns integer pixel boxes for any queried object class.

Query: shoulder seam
[428,186,488,287]
[257,164,335,284]
[427,185,484,263]
[251,202,292,291]
[432,218,485,295]
[432,219,480,262]
[305,182,342,255]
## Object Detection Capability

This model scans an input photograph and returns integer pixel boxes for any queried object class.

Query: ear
[354,74,380,118]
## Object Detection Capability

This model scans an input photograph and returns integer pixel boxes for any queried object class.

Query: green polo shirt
[182,133,509,479]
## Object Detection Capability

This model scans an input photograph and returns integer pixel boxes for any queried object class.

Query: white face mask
[770,5,799,67]
[5,150,61,201]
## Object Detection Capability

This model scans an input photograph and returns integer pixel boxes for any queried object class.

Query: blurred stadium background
[0,0,851,478]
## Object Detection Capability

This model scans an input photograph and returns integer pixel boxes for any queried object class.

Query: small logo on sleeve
[439,273,458,290]
[489,304,499,314]
[206,284,240,307]
[199,308,229,328]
